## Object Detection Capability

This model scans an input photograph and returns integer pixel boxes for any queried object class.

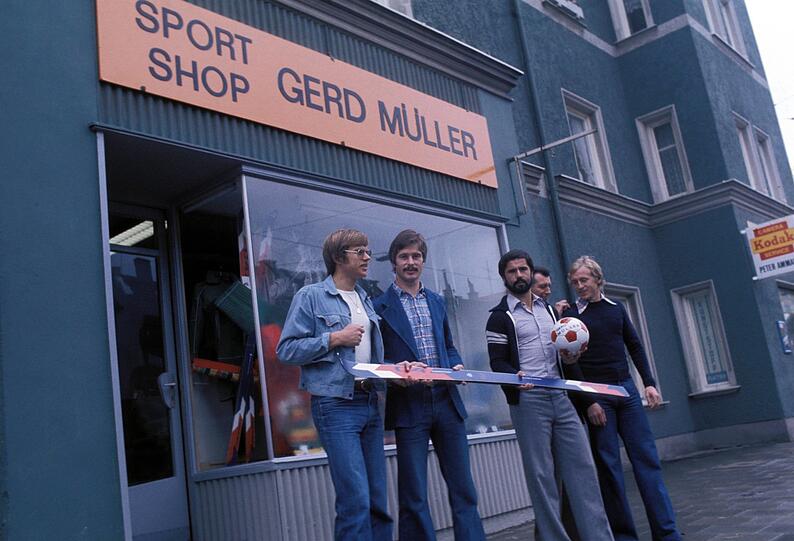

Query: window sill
[542,0,586,25]
[614,23,657,45]
[643,399,670,409]
[711,33,755,70]
[688,384,741,399]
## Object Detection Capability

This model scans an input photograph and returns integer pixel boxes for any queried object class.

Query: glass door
[109,208,190,540]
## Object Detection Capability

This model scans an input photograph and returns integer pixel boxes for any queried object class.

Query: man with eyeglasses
[277,229,393,541]
[373,229,485,541]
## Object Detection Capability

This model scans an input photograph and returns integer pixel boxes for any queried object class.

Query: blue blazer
[373,285,468,430]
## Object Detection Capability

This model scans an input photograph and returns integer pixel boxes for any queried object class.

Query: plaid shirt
[393,283,439,367]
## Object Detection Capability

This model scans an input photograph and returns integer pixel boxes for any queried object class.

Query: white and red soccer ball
[551,317,589,356]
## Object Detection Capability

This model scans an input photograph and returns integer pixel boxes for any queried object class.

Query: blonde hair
[322,229,368,275]
[568,255,605,290]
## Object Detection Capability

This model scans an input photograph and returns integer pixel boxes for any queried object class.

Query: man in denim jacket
[277,229,392,541]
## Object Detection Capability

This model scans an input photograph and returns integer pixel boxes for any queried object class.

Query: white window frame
[703,0,747,57]
[603,283,662,404]
[608,0,653,41]
[562,90,617,192]
[754,127,783,200]
[734,113,763,193]
[671,280,738,395]
[636,105,694,203]
[733,113,783,200]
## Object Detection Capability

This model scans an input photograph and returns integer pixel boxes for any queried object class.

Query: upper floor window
[609,0,653,40]
[754,129,782,199]
[703,0,747,56]
[671,281,737,395]
[734,114,783,199]
[636,106,693,202]
[563,90,616,191]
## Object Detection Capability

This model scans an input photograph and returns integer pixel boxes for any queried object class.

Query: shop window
[671,281,737,395]
[636,106,693,202]
[242,175,511,459]
[703,0,747,56]
[180,184,270,471]
[603,283,662,404]
[563,91,616,191]
[608,0,653,40]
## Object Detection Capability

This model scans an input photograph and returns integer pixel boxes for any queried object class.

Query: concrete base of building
[650,417,794,461]
[436,508,535,540]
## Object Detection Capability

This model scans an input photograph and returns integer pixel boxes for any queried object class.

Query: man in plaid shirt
[373,230,485,541]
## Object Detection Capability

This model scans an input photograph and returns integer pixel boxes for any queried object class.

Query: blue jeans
[394,386,485,541]
[312,391,393,541]
[589,378,680,541]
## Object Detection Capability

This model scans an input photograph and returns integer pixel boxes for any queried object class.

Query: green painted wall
[0,2,125,539]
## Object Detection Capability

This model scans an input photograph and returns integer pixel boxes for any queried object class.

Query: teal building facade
[2,1,792,539]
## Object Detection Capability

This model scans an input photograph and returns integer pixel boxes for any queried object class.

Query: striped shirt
[393,283,439,367]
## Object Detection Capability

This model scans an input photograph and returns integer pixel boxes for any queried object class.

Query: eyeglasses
[344,248,372,258]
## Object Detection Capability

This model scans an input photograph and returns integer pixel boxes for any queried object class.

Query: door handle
[157,372,177,410]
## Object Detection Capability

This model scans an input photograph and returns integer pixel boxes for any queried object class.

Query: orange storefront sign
[96,0,498,187]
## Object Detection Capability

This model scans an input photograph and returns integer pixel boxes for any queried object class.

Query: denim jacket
[276,275,385,399]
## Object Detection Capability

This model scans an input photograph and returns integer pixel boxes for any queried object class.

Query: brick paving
[488,441,794,540]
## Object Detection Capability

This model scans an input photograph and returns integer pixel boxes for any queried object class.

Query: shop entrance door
[109,208,190,540]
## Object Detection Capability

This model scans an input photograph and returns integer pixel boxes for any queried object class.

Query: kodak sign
[746,216,794,279]
[96,0,498,187]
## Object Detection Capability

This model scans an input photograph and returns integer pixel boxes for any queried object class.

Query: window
[636,106,693,202]
[671,281,737,395]
[778,283,794,354]
[604,283,662,404]
[703,0,747,56]
[734,115,782,199]
[609,0,653,40]
[754,129,782,199]
[243,175,511,459]
[563,91,616,191]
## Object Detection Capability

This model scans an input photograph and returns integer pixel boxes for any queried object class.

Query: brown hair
[388,229,428,265]
[322,229,368,275]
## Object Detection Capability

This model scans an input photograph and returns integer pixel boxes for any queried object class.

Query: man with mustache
[277,229,392,541]
[486,249,613,541]
[374,230,485,541]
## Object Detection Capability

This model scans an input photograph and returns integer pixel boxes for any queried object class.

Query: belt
[354,379,373,392]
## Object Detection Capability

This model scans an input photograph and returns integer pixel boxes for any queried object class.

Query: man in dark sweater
[563,256,680,541]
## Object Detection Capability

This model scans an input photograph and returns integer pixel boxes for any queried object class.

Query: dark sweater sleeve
[621,303,656,388]
[486,313,514,375]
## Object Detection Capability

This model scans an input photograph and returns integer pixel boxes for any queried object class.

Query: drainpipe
[512,0,576,300]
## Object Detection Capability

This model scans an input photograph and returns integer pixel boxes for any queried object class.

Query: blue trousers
[311,390,393,541]
[394,385,485,541]
[589,378,680,541]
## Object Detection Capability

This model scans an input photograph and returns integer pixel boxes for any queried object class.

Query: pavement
[488,441,794,541]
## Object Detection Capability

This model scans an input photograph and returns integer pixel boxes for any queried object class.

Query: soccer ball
[550,317,589,357]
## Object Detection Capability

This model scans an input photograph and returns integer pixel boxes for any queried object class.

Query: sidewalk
[488,441,794,540]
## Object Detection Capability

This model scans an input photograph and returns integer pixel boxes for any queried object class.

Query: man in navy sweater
[563,256,680,541]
